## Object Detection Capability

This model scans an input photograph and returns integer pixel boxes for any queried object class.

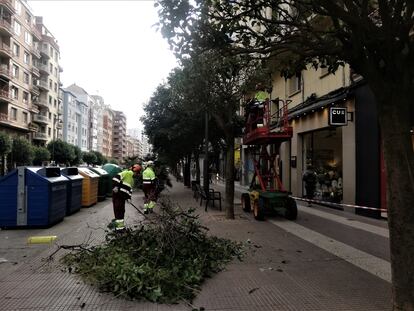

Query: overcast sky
[27,0,178,130]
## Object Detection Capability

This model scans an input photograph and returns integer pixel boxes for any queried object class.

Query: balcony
[28,122,39,132]
[30,85,40,96]
[31,66,40,77]
[0,65,11,80]
[39,46,50,59]
[33,132,48,141]
[31,47,41,59]
[0,113,30,132]
[0,42,11,58]
[0,89,11,102]
[33,114,49,125]
[29,105,39,114]
[0,18,12,36]
[38,80,49,91]
[31,26,42,41]
[0,0,15,14]
[35,99,48,109]
[38,63,49,75]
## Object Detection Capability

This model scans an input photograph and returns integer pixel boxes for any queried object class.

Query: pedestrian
[110,163,141,230]
[142,160,157,214]
[302,165,317,206]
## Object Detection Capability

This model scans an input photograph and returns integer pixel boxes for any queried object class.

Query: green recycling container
[89,167,110,201]
[102,163,122,197]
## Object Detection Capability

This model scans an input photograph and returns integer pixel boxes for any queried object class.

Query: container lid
[77,167,100,178]
[89,167,109,176]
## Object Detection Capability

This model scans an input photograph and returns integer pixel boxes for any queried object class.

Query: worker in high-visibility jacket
[142,160,157,214]
[110,164,141,230]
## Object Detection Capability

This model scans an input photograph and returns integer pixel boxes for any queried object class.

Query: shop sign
[329,107,348,126]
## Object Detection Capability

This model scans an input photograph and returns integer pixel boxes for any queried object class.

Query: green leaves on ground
[62,200,242,303]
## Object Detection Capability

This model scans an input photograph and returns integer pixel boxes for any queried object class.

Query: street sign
[329,107,348,126]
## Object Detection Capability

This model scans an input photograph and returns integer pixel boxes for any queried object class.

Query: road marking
[269,219,391,283]
[298,205,389,238]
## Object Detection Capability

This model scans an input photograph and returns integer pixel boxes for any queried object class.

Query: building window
[289,72,302,95]
[49,95,52,104]
[49,63,53,73]
[48,112,51,120]
[23,72,29,84]
[24,31,32,45]
[22,112,28,124]
[15,0,22,15]
[12,64,19,78]
[14,21,21,35]
[54,82,57,92]
[25,12,31,24]
[13,43,20,57]
[10,107,17,121]
[54,67,57,77]
[49,79,52,88]
[23,91,29,103]
[54,98,57,107]
[23,51,30,64]
[50,46,53,57]
[11,86,18,100]
[48,127,51,136]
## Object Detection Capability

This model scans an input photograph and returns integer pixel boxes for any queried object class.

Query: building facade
[101,106,113,158]
[112,110,127,163]
[0,0,62,144]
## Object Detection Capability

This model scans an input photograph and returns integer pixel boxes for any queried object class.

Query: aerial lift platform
[241,98,297,220]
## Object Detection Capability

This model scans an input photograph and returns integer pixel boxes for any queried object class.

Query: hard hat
[132,164,141,172]
[146,160,154,166]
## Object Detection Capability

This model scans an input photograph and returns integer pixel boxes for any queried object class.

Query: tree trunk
[194,152,201,183]
[184,154,191,187]
[224,135,235,219]
[374,83,414,311]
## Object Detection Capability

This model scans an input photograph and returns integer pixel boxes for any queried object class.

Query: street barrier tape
[291,196,388,213]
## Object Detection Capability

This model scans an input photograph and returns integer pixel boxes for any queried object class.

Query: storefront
[302,127,343,203]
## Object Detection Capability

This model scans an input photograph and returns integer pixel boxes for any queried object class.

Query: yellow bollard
[27,236,57,244]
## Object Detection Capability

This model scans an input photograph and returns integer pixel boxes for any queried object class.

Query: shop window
[302,127,343,203]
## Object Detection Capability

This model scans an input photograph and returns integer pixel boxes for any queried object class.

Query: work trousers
[112,191,126,219]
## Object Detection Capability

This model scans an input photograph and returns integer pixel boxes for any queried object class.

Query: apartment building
[102,106,113,158]
[112,110,127,163]
[61,88,87,149]
[64,84,90,151]
[32,16,62,145]
[0,0,44,141]
[91,95,105,153]
[126,134,141,158]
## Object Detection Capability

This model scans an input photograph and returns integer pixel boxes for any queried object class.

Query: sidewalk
[0,179,391,310]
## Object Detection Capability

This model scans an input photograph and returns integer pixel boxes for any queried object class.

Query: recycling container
[61,167,84,215]
[89,167,110,201]
[77,167,99,207]
[0,166,67,228]
[102,163,122,197]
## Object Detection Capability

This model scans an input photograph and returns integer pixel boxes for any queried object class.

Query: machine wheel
[253,197,265,221]
[241,193,251,212]
[285,197,298,220]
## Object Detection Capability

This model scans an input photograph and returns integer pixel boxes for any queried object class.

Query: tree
[91,151,106,166]
[47,140,75,166]
[11,137,34,166]
[0,132,11,175]
[155,1,414,308]
[82,152,97,166]
[32,146,50,166]
[70,145,83,166]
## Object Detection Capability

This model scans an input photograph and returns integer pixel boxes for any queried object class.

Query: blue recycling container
[61,167,84,215]
[0,166,67,228]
